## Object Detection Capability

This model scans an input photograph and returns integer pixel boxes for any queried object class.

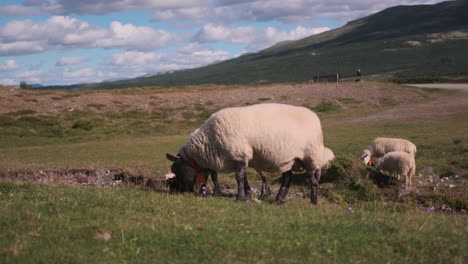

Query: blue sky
[0,0,445,86]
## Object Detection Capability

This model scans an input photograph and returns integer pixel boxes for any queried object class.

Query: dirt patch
[0,82,426,115]
[4,82,468,127]
[0,168,167,190]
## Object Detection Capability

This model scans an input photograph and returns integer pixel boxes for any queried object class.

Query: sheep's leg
[309,169,321,204]
[259,171,271,199]
[275,170,293,204]
[235,165,249,202]
[210,170,222,196]
[244,176,253,200]
[405,174,412,190]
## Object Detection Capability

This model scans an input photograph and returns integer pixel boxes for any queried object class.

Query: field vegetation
[0,82,467,263]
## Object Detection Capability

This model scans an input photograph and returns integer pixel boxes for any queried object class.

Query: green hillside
[44,0,468,89]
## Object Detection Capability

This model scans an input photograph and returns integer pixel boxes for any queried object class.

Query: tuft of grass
[379,97,398,106]
[71,120,94,131]
[5,109,36,116]
[310,101,342,112]
[86,104,106,110]
[337,98,362,105]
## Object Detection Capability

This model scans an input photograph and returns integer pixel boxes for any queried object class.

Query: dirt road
[405,83,468,91]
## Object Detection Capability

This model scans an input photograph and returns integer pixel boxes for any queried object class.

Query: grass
[0,111,466,177]
[309,101,342,112]
[1,83,467,263]
[1,182,466,263]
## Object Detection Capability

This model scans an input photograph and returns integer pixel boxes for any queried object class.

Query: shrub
[311,101,341,112]
[72,120,94,131]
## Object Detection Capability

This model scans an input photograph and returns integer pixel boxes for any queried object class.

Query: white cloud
[104,46,230,79]
[0,78,17,86]
[26,0,210,15]
[0,5,40,16]
[56,56,86,66]
[220,0,446,23]
[195,24,329,50]
[9,0,447,23]
[0,16,175,56]
[15,69,43,84]
[0,60,20,71]
[63,67,95,78]
[95,21,174,51]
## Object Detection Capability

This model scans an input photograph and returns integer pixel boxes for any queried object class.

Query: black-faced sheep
[375,151,416,188]
[361,137,417,166]
[166,103,334,204]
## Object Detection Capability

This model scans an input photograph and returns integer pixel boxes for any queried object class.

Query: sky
[0,0,446,86]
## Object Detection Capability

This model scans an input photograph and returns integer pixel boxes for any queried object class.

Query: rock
[420,167,435,175]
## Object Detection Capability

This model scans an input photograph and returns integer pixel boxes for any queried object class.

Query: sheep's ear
[166,153,180,162]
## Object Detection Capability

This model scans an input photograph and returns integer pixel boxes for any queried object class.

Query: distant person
[356,69,362,82]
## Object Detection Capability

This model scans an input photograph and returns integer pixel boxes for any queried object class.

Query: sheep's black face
[166,153,197,193]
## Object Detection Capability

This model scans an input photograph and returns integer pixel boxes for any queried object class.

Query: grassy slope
[41,0,468,89]
[1,183,467,264]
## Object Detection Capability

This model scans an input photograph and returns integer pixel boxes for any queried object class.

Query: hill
[43,0,468,89]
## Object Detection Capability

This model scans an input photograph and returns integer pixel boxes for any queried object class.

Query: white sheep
[375,151,416,188]
[361,137,417,166]
[166,103,333,204]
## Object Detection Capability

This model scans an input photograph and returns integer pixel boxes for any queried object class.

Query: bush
[322,156,380,203]
[19,81,32,89]
[311,101,341,112]
[72,120,94,131]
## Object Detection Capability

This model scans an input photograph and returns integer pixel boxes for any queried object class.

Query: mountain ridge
[42,0,468,90]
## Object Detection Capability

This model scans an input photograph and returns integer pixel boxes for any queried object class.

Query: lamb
[361,137,417,166]
[375,151,416,188]
[165,103,334,204]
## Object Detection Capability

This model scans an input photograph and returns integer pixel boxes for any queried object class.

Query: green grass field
[1,183,467,264]
[0,83,467,263]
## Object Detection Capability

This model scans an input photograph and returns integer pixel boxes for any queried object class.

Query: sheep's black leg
[210,170,222,196]
[244,176,253,201]
[275,170,293,204]
[259,171,271,200]
[309,169,321,204]
[235,165,248,202]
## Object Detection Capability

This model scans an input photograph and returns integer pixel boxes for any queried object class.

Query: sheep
[165,103,333,204]
[375,151,416,189]
[361,137,417,166]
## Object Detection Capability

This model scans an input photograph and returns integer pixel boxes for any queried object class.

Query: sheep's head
[323,147,335,168]
[165,153,197,193]
[360,149,372,166]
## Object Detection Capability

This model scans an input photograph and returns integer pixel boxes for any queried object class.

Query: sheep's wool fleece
[369,137,417,157]
[377,152,416,176]
[179,103,325,173]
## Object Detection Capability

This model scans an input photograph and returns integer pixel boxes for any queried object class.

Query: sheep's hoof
[235,196,252,203]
